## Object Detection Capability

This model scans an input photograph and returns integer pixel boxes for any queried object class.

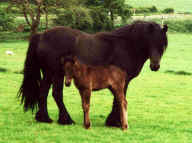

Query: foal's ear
[162,24,168,33]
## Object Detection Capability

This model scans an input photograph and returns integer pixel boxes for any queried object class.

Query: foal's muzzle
[65,80,71,87]
[150,64,160,71]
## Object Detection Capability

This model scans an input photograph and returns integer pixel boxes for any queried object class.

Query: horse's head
[61,57,74,87]
[147,23,168,71]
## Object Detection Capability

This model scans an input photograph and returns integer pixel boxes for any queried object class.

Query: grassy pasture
[0,33,192,143]
[126,0,192,13]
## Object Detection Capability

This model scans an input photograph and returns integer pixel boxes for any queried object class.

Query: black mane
[97,20,168,54]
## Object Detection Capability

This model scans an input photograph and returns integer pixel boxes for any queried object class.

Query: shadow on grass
[0,67,7,72]
[165,70,192,76]
[14,70,24,74]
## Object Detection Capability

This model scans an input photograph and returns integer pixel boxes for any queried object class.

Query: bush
[164,19,192,33]
[118,4,133,24]
[162,8,174,14]
[8,7,23,15]
[135,6,158,14]
[149,6,158,13]
[53,6,93,31]
[89,6,113,31]
[0,31,30,41]
[0,9,15,31]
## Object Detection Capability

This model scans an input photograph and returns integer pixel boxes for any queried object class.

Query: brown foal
[61,58,128,130]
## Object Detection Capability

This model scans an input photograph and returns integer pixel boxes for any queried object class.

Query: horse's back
[75,33,114,65]
[37,26,81,72]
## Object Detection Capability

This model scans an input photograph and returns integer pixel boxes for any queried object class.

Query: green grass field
[0,32,192,143]
[126,0,192,12]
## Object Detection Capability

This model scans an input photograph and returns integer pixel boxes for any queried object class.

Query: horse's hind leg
[105,96,121,127]
[35,71,52,123]
[80,89,91,129]
[52,74,74,125]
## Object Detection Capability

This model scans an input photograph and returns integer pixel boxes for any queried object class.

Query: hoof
[58,117,75,125]
[35,112,53,123]
[84,123,91,129]
[122,124,128,131]
[105,111,121,127]
[105,117,121,127]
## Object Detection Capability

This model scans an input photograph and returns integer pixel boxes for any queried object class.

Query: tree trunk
[110,9,114,28]
[30,21,39,36]
[45,8,48,30]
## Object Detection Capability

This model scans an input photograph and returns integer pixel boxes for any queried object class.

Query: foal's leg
[80,89,91,129]
[119,94,128,130]
[35,71,52,123]
[114,91,128,130]
[106,80,129,127]
[52,74,74,125]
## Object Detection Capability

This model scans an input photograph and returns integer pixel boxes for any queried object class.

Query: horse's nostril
[150,64,160,71]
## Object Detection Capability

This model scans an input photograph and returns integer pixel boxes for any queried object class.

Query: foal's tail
[18,33,41,112]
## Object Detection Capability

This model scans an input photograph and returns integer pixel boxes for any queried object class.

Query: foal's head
[62,57,83,87]
[61,57,74,87]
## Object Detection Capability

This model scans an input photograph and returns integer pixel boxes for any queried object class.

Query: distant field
[0,33,192,142]
[126,0,192,12]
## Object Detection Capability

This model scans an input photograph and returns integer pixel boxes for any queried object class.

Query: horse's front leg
[52,74,75,125]
[80,89,91,129]
[106,80,129,127]
[35,71,52,123]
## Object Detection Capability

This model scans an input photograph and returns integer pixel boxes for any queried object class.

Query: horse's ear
[148,23,154,33]
[61,57,65,64]
[162,24,168,33]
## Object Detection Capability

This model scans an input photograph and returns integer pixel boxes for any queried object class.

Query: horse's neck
[112,41,149,78]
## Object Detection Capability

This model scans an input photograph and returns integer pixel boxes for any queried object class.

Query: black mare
[18,21,168,126]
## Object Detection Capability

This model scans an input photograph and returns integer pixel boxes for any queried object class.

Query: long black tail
[18,33,41,112]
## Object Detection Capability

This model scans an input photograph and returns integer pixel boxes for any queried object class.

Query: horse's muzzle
[150,64,160,71]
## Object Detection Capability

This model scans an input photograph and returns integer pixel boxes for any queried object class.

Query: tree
[103,0,132,27]
[9,0,49,35]
[0,9,14,31]
[85,0,132,28]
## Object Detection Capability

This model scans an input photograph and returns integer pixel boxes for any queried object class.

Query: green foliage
[132,18,192,33]
[0,9,14,31]
[102,0,132,27]
[7,7,23,15]
[0,32,29,42]
[53,6,93,31]
[85,0,103,6]
[135,6,158,14]
[162,8,174,14]
[118,4,133,24]
[150,6,158,12]
[89,6,113,31]
[126,0,192,13]
[164,19,192,33]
